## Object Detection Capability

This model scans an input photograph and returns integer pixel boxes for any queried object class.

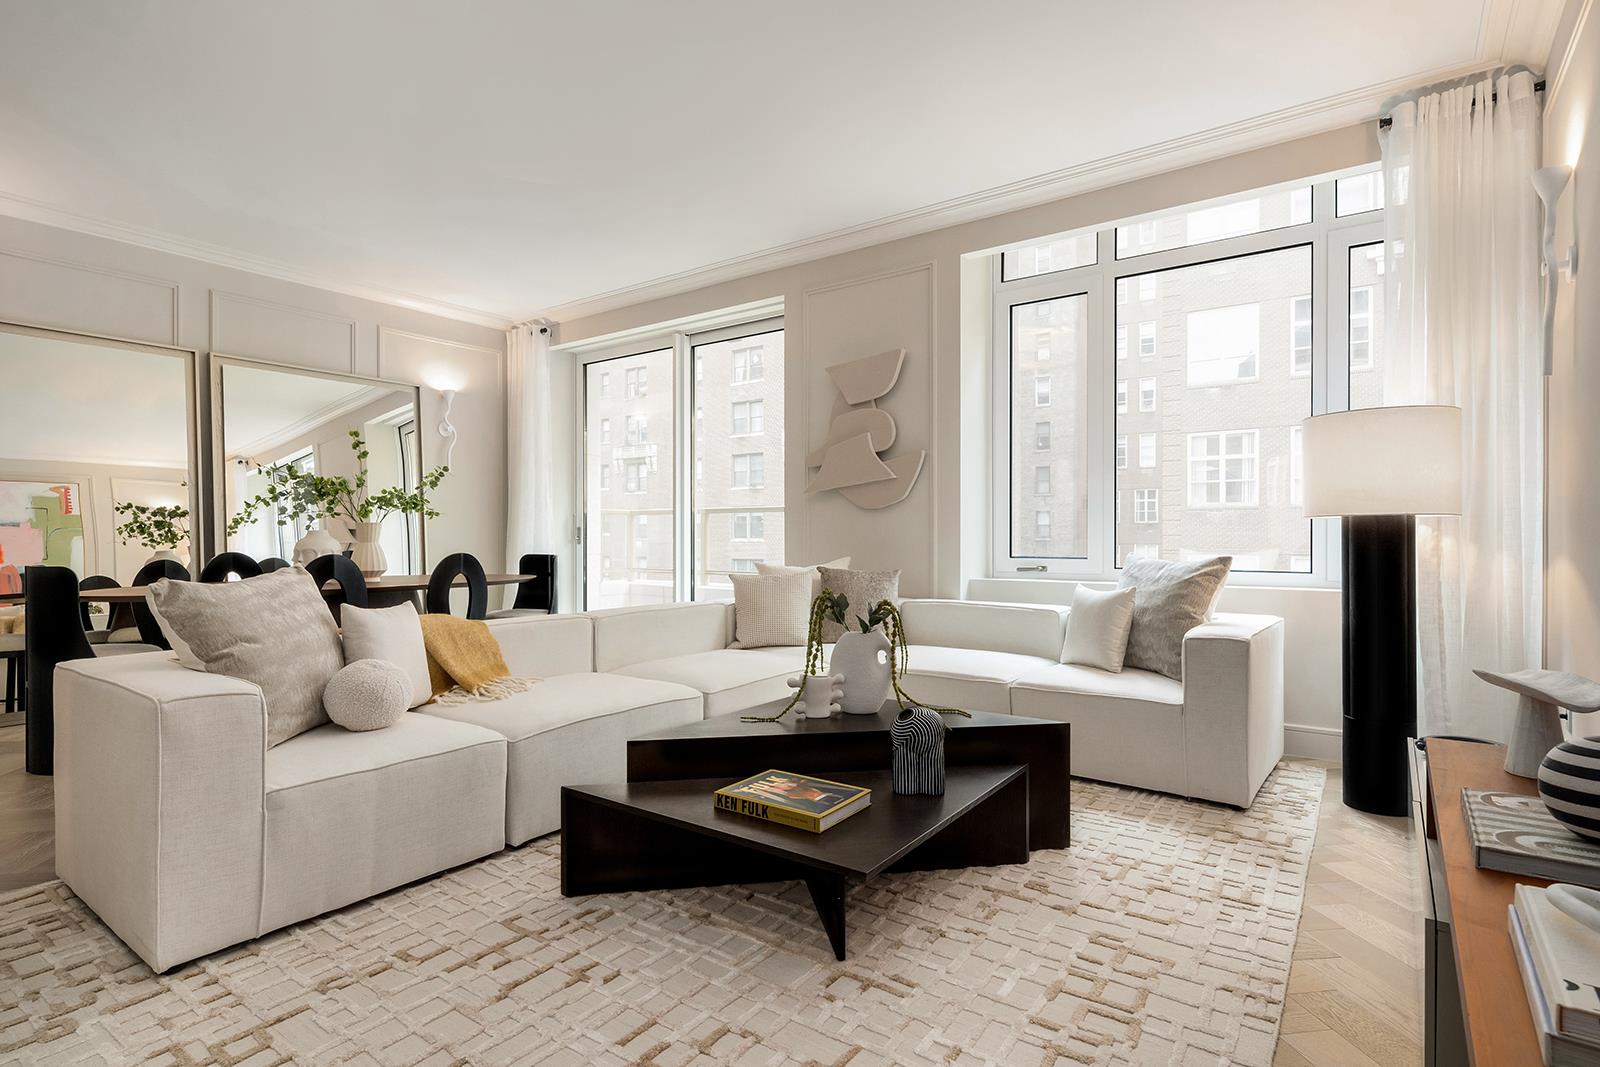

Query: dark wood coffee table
[561,766,1029,960]
[626,707,1070,850]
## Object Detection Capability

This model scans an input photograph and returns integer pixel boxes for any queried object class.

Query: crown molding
[1545,0,1596,105]
[0,189,515,331]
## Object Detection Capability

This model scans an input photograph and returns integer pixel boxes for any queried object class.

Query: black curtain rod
[1377,78,1545,128]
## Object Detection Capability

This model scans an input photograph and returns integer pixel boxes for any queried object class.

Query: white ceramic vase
[831,628,892,714]
[292,527,343,566]
[349,521,388,578]
[787,673,843,719]
[143,548,181,568]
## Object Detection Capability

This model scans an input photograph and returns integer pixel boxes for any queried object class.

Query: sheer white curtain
[1379,70,1543,739]
[505,323,557,605]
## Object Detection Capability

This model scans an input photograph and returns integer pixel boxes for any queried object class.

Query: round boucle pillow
[324,659,411,731]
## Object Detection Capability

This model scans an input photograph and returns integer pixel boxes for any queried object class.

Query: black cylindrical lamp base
[1341,514,1417,817]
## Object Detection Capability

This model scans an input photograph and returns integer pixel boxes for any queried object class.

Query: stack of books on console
[713,770,870,833]
[1510,884,1600,1066]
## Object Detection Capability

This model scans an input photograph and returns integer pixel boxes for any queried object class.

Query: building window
[1289,425,1303,507]
[732,345,764,382]
[731,512,765,541]
[1116,323,1128,360]
[1035,376,1051,406]
[1186,303,1260,385]
[730,557,759,574]
[1116,435,1127,469]
[1336,170,1385,216]
[599,464,609,490]
[625,366,648,398]
[1138,321,1156,357]
[1001,233,1097,281]
[1035,510,1051,539]
[1116,380,1128,413]
[1035,465,1051,494]
[732,452,764,489]
[1290,296,1312,377]
[625,415,647,444]
[1138,377,1156,412]
[1134,489,1159,524]
[1138,275,1157,302]
[1349,287,1374,369]
[1034,421,1051,450]
[1138,432,1157,469]
[600,418,611,445]
[624,458,649,494]
[1187,430,1259,507]
[731,399,764,435]
[598,371,611,397]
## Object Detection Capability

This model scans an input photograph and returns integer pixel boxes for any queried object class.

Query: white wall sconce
[437,389,459,468]
[1534,163,1577,374]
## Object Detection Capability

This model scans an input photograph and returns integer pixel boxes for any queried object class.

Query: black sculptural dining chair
[426,553,488,619]
[485,553,556,618]
[199,552,263,583]
[25,565,162,775]
[305,554,368,622]
[129,558,190,649]
[77,574,121,644]
[258,557,292,573]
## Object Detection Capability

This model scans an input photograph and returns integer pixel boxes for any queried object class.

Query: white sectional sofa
[53,596,1283,971]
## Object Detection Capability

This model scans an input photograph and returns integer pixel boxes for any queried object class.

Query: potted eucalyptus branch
[742,590,969,723]
[113,500,191,567]
[228,429,448,576]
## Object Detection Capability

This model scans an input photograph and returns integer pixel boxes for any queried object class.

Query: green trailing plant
[228,429,448,536]
[113,500,190,550]
[742,591,969,722]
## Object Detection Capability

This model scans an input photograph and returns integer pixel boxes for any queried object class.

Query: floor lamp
[1301,405,1462,816]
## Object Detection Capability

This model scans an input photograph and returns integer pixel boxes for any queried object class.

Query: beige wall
[0,214,507,572]
[1545,0,1600,729]
[556,124,1381,757]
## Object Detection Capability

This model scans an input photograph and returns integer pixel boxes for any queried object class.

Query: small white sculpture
[1474,668,1600,777]
[788,673,843,719]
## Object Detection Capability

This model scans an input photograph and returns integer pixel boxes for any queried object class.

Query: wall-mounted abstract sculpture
[806,348,924,509]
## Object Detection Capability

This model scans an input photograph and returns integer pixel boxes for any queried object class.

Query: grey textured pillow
[145,566,344,746]
[817,567,901,642]
[1116,556,1232,680]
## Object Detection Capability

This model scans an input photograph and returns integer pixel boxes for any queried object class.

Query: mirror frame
[0,319,202,575]
[208,354,428,570]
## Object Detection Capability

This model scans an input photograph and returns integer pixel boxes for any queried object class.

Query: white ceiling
[0,0,1565,326]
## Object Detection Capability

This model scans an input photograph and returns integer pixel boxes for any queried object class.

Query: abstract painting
[0,480,85,593]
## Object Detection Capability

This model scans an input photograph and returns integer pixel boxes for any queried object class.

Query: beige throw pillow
[730,571,813,648]
[817,567,901,642]
[755,556,851,600]
[1117,556,1232,680]
[1061,585,1137,672]
[340,602,432,708]
[145,566,344,746]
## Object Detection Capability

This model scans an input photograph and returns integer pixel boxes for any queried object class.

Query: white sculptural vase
[831,628,892,714]
[788,673,843,719]
[348,521,388,578]
[144,548,182,568]
[292,527,343,566]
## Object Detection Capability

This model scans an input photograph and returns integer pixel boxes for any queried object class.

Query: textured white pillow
[323,659,410,731]
[730,571,814,648]
[339,602,431,708]
[755,557,851,599]
[1061,585,1137,672]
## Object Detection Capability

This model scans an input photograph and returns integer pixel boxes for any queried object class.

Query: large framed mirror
[0,321,200,593]
[211,356,427,574]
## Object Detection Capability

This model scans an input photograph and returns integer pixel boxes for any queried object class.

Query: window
[1138,321,1156,357]
[1138,275,1157,302]
[1035,465,1051,494]
[1134,489,1159,524]
[1336,170,1384,216]
[1035,510,1051,539]
[731,399,764,435]
[625,415,647,444]
[1034,421,1051,450]
[1001,232,1097,281]
[1116,435,1127,469]
[600,418,611,445]
[732,346,764,382]
[1034,376,1051,406]
[732,452,764,488]
[585,348,672,608]
[598,464,609,490]
[1138,432,1157,468]
[1188,431,1259,507]
[625,366,648,398]
[1116,324,1128,360]
[730,557,759,574]
[598,372,610,397]
[731,512,765,541]
[1116,380,1128,413]
[624,458,649,494]
[1186,303,1260,385]
[1116,187,1311,258]
[1006,293,1088,558]
[1138,377,1156,412]
[1349,287,1373,369]
[1349,244,1386,409]
[1289,426,1303,507]
[1036,345,1051,362]
[1290,296,1312,377]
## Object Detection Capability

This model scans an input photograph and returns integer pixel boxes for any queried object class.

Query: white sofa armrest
[55,652,267,972]
[1181,613,1285,807]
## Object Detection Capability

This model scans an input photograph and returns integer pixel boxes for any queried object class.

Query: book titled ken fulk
[713,770,871,833]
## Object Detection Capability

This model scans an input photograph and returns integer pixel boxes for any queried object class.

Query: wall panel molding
[0,246,179,345]
[209,290,358,372]
[376,325,502,380]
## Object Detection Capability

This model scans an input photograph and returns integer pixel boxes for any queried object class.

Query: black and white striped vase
[891,706,945,796]
[1537,736,1600,842]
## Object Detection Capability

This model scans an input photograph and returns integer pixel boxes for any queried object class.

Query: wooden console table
[1419,737,1552,1067]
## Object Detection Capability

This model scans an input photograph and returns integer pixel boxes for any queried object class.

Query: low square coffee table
[626,706,1070,850]
[560,765,1028,960]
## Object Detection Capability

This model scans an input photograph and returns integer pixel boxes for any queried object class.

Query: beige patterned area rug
[1,763,1323,1067]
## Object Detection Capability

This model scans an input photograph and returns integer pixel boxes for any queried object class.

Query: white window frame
[1133,489,1159,524]
[991,176,1377,585]
[1138,432,1157,469]
[1137,376,1156,412]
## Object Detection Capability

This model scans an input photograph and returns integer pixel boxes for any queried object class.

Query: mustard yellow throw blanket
[419,614,538,704]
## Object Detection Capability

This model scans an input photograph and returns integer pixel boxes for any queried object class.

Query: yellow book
[713,769,871,833]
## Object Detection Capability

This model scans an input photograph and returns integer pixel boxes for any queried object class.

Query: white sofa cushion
[1009,662,1186,794]
[896,599,1069,660]
[420,673,703,843]
[261,714,506,932]
[486,614,595,677]
[590,602,731,672]
[614,646,806,717]
[897,646,1058,715]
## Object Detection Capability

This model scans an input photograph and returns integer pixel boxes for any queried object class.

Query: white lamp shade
[1301,405,1462,517]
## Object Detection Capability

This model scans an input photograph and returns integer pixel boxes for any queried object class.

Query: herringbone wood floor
[0,723,1422,1061]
